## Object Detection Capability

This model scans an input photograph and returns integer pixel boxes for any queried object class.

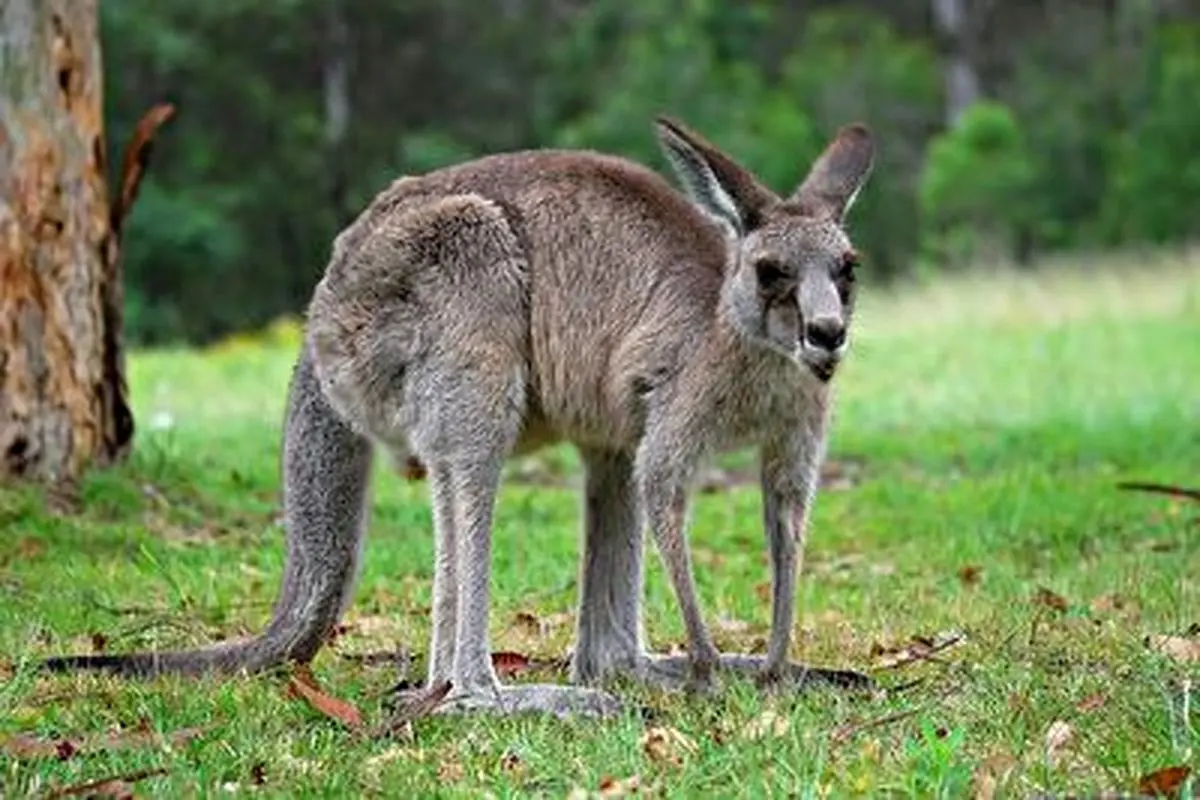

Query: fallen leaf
[1137,765,1192,797]
[1,723,205,761]
[1146,634,1200,663]
[1033,587,1069,613]
[364,746,425,770]
[958,565,983,586]
[1043,720,1073,768]
[871,630,966,669]
[971,753,1016,800]
[437,758,465,782]
[1,537,46,567]
[499,748,525,776]
[741,710,790,740]
[513,611,542,635]
[830,709,919,745]
[1089,593,1126,614]
[491,651,532,677]
[1076,693,1107,713]
[286,665,363,729]
[641,725,697,766]
[400,456,427,481]
[1115,481,1200,502]
[47,767,167,798]
[716,616,752,635]
[597,775,642,796]
[341,614,403,641]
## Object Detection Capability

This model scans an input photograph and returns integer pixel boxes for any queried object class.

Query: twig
[830,708,920,744]
[1115,481,1200,502]
[48,767,167,798]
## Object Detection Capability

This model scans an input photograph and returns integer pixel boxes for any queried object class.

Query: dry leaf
[1089,593,1126,614]
[286,665,364,729]
[491,651,532,677]
[1137,764,1192,797]
[1,723,205,761]
[511,610,571,638]
[437,758,465,782]
[871,630,965,669]
[1033,587,1069,613]
[499,749,524,774]
[341,614,403,640]
[971,753,1016,800]
[741,710,790,740]
[47,768,167,799]
[830,709,919,745]
[1043,720,1073,767]
[1075,693,1107,713]
[716,616,752,635]
[958,565,983,586]
[641,725,697,766]
[364,746,425,770]
[598,775,642,796]
[1146,634,1200,663]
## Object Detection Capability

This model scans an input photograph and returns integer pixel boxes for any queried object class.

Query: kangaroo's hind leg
[320,192,622,719]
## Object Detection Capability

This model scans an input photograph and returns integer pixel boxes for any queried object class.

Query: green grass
[3,254,1199,798]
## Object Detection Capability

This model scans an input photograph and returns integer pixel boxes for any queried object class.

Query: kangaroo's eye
[836,249,859,282]
[755,259,790,291]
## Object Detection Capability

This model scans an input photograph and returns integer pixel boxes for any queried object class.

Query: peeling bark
[0,0,165,483]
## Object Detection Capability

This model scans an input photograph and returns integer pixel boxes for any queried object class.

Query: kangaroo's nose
[804,317,846,352]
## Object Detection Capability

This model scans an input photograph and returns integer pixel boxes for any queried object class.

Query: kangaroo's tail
[41,342,373,678]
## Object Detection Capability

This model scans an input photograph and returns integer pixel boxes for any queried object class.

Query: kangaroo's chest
[705,359,825,453]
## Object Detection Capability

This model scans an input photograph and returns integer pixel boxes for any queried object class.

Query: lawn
[2,253,1199,798]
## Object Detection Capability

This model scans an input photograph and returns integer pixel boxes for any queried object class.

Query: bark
[0,0,168,483]
[323,0,352,224]
[932,0,984,127]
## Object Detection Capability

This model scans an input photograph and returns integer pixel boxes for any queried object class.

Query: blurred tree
[90,0,1200,344]
[0,0,171,483]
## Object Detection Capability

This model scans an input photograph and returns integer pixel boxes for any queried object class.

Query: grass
[2,253,1199,798]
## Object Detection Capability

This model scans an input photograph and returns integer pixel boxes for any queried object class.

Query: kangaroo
[42,115,874,718]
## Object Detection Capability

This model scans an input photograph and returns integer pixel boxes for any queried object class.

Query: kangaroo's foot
[603,652,873,694]
[426,682,624,720]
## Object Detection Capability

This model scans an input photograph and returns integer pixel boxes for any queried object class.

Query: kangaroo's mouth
[797,342,844,383]
[807,360,836,382]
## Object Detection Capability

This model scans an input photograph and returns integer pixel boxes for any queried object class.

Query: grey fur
[41,115,874,717]
[42,347,372,677]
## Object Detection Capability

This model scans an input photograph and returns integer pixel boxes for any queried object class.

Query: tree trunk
[0,0,142,483]
[932,0,984,127]
[323,0,352,224]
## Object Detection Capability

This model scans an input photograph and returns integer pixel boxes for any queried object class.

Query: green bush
[918,102,1035,267]
[1101,23,1200,245]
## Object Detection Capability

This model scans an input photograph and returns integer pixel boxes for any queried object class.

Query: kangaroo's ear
[791,123,874,223]
[655,115,778,237]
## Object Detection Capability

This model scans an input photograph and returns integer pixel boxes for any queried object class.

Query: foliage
[95,1,1200,344]
[3,258,1198,795]
[1101,23,1200,244]
[918,102,1035,267]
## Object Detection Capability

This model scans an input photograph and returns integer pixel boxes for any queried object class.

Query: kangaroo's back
[328,148,731,450]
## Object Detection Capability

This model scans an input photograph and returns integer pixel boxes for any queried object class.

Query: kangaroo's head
[656,116,874,382]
